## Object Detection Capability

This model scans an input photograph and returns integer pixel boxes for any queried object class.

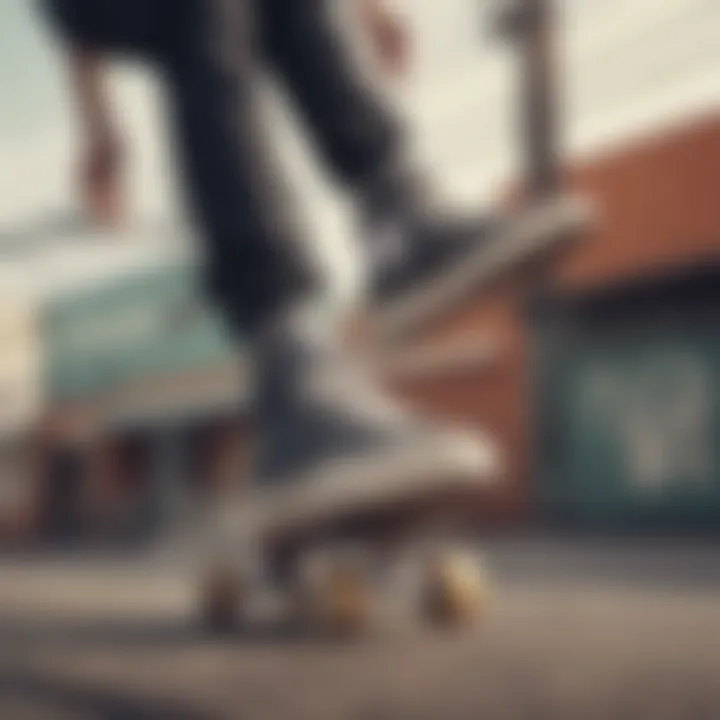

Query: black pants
[44,0,402,333]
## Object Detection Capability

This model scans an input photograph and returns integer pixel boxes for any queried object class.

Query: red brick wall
[556,114,720,289]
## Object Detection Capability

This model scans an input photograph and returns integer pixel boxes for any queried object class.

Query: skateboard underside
[198,489,491,637]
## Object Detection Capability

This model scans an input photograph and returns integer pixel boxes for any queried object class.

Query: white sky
[1,0,719,303]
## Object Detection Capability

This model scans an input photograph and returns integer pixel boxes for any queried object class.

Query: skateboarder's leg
[43,0,320,335]
[159,0,322,335]
[258,0,586,340]
[155,2,493,499]
[46,0,495,518]
[41,0,168,57]
[258,0,405,190]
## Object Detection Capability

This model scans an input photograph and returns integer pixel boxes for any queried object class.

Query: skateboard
[197,490,491,637]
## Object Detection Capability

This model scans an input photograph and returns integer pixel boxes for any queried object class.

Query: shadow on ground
[0,669,212,720]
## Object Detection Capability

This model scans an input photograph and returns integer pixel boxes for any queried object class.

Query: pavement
[1,538,720,720]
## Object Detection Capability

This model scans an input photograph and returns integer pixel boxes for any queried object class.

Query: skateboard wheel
[199,566,243,633]
[421,551,488,627]
[299,560,372,637]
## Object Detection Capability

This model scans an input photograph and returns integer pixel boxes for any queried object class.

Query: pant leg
[44,0,322,336]
[40,0,163,57]
[258,0,404,187]
[157,0,322,335]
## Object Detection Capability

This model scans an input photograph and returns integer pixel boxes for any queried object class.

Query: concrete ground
[1,538,719,720]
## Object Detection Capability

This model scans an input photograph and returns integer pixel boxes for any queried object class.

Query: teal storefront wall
[534,271,720,531]
[44,264,238,403]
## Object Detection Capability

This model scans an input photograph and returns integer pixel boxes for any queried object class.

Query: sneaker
[365,194,593,340]
[249,312,499,537]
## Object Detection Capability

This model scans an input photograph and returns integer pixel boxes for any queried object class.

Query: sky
[1,0,719,302]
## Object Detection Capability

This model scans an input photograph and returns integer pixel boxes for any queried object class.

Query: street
[1,539,719,719]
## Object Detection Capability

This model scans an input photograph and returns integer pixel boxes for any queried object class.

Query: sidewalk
[2,538,719,719]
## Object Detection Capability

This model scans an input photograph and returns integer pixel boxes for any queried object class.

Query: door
[535,271,720,531]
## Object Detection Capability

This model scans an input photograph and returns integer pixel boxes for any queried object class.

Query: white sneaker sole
[254,431,501,538]
[371,195,595,341]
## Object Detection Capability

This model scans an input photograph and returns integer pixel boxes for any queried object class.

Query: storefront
[534,265,720,531]
[37,262,248,543]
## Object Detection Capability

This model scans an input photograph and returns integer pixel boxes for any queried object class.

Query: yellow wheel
[297,558,373,637]
[421,550,488,627]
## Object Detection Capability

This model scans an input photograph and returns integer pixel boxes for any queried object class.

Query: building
[31,263,247,544]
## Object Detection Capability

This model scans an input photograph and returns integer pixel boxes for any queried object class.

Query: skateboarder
[40,0,564,532]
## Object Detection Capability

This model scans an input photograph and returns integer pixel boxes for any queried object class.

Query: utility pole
[493,0,560,199]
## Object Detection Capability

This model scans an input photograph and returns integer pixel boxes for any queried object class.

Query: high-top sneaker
[248,304,499,537]
[361,180,591,340]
